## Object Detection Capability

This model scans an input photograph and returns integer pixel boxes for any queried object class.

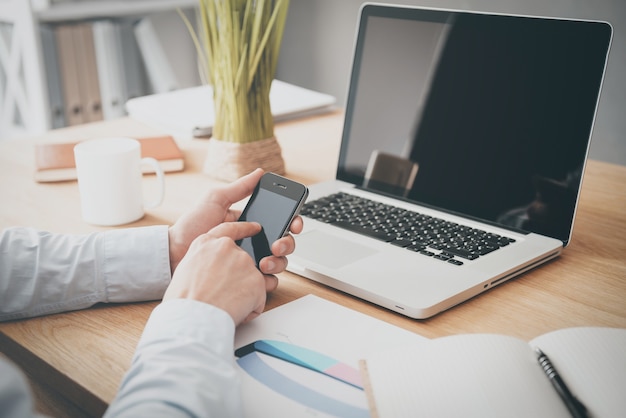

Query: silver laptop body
[288,3,613,319]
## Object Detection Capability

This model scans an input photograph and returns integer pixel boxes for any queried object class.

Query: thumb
[218,168,265,207]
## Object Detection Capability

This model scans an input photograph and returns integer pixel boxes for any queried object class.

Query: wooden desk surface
[1,112,625,416]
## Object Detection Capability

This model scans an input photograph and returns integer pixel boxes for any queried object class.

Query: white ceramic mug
[74,137,165,226]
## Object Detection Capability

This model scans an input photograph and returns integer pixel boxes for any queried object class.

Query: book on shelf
[46,17,158,128]
[119,18,149,102]
[92,19,126,119]
[34,135,185,183]
[90,18,148,120]
[134,15,179,94]
[55,23,84,126]
[359,327,626,418]
[54,22,104,125]
[39,24,65,129]
[74,23,103,123]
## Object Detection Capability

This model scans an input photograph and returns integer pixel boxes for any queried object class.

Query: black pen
[535,348,589,418]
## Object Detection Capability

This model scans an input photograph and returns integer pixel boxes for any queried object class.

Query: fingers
[256,215,302,275]
[264,216,301,260]
[256,232,292,273]
[288,215,304,234]
[272,231,296,257]
[258,255,287,275]
[223,209,242,223]
[205,221,290,277]
[211,219,279,310]
[216,168,265,208]
[206,220,262,242]
[165,220,269,326]
[205,221,288,278]
[243,274,277,323]
[264,275,279,292]
[167,171,263,272]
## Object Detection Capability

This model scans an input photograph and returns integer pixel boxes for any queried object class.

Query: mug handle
[141,157,165,209]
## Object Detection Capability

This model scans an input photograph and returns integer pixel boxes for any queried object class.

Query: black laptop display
[338,7,612,244]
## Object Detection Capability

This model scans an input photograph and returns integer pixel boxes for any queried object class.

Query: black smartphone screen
[238,174,307,265]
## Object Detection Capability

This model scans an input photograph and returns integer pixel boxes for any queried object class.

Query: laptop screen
[337,5,612,244]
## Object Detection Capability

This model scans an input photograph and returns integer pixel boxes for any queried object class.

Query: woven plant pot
[203,136,285,182]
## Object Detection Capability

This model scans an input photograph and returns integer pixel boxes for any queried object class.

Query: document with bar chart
[234,295,426,418]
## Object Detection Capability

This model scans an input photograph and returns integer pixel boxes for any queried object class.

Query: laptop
[287,3,613,319]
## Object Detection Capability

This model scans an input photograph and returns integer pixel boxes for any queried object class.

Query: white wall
[275,0,626,166]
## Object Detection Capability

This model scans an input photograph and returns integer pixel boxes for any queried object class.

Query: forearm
[0,226,171,321]
[104,299,242,418]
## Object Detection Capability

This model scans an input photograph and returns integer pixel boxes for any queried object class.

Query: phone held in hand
[237,173,309,266]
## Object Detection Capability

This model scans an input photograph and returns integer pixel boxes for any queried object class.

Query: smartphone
[237,172,309,266]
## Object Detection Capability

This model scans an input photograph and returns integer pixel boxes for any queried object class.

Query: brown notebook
[34,135,185,182]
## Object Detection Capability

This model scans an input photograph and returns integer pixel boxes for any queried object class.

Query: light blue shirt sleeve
[0,356,44,418]
[0,226,243,418]
[104,299,242,418]
[0,226,171,321]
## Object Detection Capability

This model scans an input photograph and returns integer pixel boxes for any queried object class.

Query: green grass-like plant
[181,0,290,143]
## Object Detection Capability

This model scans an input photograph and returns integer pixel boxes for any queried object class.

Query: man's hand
[167,168,303,275]
[164,221,274,325]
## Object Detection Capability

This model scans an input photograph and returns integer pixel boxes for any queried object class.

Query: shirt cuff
[139,299,236,353]
[101,225,171,303]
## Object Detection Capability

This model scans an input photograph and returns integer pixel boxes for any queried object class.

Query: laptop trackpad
[295,230,377,269]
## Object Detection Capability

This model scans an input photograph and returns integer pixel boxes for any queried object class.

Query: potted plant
[182,0,290,181]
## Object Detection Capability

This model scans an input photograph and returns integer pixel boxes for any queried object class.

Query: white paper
[530,327,626,418]
[364,334,568,418]
[363,327,626,418]
[234,294,425,418]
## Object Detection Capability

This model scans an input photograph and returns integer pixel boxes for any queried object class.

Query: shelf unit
[0,0,196,139]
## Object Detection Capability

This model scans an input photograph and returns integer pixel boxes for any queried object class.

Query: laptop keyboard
[300,192,516,266]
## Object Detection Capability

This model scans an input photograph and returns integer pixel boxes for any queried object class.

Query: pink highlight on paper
[325,362,363,388]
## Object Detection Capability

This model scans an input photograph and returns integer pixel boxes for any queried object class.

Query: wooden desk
[1,112,625,417]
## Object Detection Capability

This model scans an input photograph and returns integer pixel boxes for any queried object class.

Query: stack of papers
[125,80,336,139]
